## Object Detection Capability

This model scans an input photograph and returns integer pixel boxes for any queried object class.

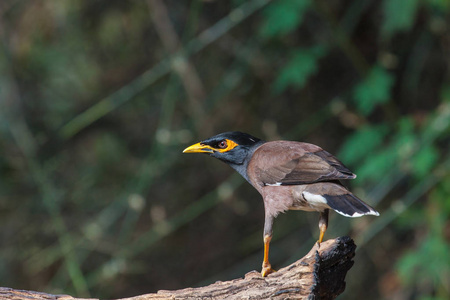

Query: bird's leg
[317,209,329,246]
[261,214,276,277]
[262,234,273,275]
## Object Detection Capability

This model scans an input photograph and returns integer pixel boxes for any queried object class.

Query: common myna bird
[183,131,379,277]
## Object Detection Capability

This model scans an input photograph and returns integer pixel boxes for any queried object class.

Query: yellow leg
[318,226,326,244]
[317,209,329,245]
[261,235,276,277]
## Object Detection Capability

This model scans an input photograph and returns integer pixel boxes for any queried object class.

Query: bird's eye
[218,140,228,149]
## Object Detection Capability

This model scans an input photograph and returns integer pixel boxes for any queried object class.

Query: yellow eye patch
[183,139,239,154]
[215,139,239,153]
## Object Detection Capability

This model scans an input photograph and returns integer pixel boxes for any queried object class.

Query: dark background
[0,0,449,299]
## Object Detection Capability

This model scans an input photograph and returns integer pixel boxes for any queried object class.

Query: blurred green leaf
[411,145,439,178]
[98,11,126,47]
[441,84,450,102]
[425,0,450,12]
[338,124,389,165]
[397,178,450,299]
[347,117,418,183]
[353,65,394,115]
[398,234,450,281]
[395,206,427,229]
[355,146,398,183]
[95,133,127,165]
[430,175,450,215]
[397,227,450,295]
[397,116,415,133]
[382,0,420,37]
[273,46,326,93]
[393,117,417,156]
[259,0,311,39]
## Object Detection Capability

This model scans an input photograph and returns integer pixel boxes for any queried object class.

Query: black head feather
[198,132,265,181]
[201,131,262,148]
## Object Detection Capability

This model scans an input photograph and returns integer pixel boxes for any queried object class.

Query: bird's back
[247,140,355,191]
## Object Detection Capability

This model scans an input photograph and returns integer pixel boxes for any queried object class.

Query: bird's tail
[323,193,379,218]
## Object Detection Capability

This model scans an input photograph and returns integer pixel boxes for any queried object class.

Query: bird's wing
[250,141,356,186]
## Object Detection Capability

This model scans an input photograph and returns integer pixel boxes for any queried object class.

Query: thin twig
[59,0,272,139]
[147,0,207,134]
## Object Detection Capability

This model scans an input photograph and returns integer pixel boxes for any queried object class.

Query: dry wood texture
[0,236,356,300]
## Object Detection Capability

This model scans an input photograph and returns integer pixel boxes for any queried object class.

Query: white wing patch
[266,182,282,186]
[302,191,380,217]
[302,191,327,204]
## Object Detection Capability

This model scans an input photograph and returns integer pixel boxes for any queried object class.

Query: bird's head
[183,131,264,165]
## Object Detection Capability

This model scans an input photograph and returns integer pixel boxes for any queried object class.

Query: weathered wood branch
[0,236,356,300]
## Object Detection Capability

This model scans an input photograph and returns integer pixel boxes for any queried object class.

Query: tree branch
[0,236,356,300]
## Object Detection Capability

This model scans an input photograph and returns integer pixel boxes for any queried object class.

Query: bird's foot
[261,262,276,277]
[316,240,321,248]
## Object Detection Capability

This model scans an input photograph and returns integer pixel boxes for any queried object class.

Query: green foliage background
[0,0,449,299]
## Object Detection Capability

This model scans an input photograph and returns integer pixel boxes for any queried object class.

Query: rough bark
[0,236,356,300]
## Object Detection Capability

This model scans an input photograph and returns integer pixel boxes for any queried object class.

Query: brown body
[247,141,362,216]
[183,132,379,277]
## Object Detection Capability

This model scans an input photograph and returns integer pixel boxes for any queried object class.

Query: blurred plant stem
[85,174,244,288]
[148,0,207,134]
[59,0,272,140]
[0,37,90,297]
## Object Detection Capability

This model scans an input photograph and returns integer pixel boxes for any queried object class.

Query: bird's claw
[261,263,276,277]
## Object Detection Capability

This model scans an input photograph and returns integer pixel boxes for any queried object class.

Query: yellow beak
[182,142,215,153]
